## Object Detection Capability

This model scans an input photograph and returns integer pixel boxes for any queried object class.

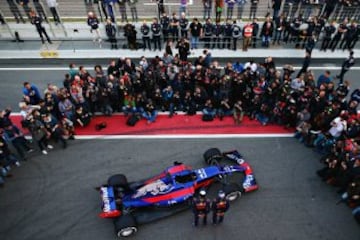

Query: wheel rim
[226,191,240,201]
[118,227,137,237]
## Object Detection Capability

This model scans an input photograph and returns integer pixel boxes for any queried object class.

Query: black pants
[153,35,161,50]
[212,36,222,49]
[9,4,25,23]
[52,128,67,148]
[143,37,151,50]
[329,35,341,51]
[212,212,225,224]
[171,28,179,42]
[204,35,211,48]
[36,135,49,151]
[50,7,61,24]
[194,213,207,226]
[181,30,188,38]
[34,3,48,22]
[130,7,138,22]
[249,4,257,19]
[321,37,331,50]
[223,36,231,49]
[37,27,52,43]
[12,137,31,159]
[338,68,348,85]
[162,30,169,43]
[109,37,118,49]
[233,38,238,50]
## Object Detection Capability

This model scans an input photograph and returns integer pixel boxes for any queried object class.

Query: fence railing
[0,0,359,22]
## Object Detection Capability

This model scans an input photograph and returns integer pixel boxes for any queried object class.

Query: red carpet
[11,114,293,136]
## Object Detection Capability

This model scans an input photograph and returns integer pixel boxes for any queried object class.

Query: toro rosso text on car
[97,148,258,237]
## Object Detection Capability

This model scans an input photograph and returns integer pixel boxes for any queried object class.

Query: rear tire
[203,148,222,165]
[114,215,138,237]
[223,183,242,201]
[108,174,128,188]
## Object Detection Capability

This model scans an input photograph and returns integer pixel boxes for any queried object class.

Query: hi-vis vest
[243,24,253,38]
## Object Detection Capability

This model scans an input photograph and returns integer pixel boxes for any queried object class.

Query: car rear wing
[99,186,121,218]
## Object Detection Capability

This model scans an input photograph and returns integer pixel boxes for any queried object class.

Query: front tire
[114,215,138,238]
[203,148,222,165]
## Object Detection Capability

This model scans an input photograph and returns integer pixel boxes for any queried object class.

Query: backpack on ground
[126,114,140,127]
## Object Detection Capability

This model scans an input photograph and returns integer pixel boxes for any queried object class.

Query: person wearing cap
[212,190,230,224]
[192,189,211,226]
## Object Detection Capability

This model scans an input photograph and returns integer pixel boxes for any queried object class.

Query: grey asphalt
[1,61,360,240]
[0,138,359,240]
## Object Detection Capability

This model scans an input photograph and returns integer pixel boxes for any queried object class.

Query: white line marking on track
[74,134,293,139]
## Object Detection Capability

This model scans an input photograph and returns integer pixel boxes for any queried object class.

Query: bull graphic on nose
[133,180,173,198]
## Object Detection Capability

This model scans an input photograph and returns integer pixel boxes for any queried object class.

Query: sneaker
[42,150,48,155]
[27,148,34,153]
[47,145,54,149]
[15,162,21,167]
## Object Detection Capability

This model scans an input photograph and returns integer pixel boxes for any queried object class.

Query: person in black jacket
[329,19,348,52]
[176,38,190,62]
[33,0,48,23]
[212,20,223,49]
[160,12,170,43]
[30,10,52,44]
[337,50,355,85]
[151,18,162,51]
[249,0,258,20]
[320,21,336,51]
[252,18,259,48]
[105,18,117,49]
[141,20,151,51]
[341,21,357,51]
[203,18,213,48]
[232,20,241,50]
[272,0,282,20]
[7,0,25,23]
[296,51,311,78]
[223,19,233,49]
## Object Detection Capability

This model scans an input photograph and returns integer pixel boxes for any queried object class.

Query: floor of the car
[132,203,190,225]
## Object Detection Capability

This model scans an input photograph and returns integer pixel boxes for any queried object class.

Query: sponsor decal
[196,169,207,179]
[133,179,174,198]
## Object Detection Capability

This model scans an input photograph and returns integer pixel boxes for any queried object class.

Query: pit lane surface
[1,138,359,240]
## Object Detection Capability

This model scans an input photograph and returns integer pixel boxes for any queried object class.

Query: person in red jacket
[242,22,253,51]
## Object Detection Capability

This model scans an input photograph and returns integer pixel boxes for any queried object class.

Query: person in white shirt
[46,0,61,24]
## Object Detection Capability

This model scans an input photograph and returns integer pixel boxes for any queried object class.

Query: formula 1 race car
[97,148,258,237]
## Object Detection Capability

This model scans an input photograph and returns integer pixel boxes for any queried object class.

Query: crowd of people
[80,1,360,52]
[1,0,359,224]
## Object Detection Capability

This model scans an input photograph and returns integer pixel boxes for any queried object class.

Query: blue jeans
[122,106,137,116]
[191,36,199,49]
[1,154,19,168]
[179,5,187,16]
[143,110,158,123]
